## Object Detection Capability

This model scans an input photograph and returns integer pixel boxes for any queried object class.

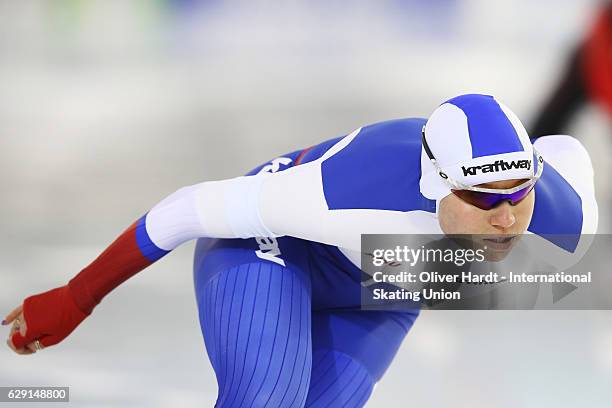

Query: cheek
[439,194,488,234]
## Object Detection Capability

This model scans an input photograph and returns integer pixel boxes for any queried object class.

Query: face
[438,179,535,259]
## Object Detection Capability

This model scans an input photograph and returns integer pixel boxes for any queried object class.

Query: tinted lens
[452,184,535,210]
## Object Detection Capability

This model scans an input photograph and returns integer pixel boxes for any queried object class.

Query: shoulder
[314,118,427,164]
[528,135,598,254]
[316,118,435,213]
[533,135,595,194]
[331,118,427,156]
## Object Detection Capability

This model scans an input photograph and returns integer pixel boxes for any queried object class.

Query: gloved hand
[3,285,90,354]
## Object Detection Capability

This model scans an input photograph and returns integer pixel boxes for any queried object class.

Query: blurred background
[1,0,611,406]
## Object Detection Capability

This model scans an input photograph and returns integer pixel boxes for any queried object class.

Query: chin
[483,248,513,262]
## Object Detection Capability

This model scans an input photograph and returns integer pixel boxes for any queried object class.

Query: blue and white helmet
[420,93,536,201]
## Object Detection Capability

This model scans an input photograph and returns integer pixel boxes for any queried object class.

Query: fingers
[25,341,39,353]
[11,330,32,350]
[6,336,34,355]
[6,322,44,355]
[18,315,27,337]
[6,311,36,354]
[7,324,39,355]
[2,305,23,325]
[7,312,28,337]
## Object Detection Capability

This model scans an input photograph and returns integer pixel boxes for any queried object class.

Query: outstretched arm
[3,174,279,353]
[3,146,360,353]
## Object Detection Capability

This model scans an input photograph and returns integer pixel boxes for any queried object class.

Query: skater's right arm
[3,175,285,353]
[4,127,379,353]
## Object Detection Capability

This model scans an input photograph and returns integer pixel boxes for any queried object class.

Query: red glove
[9,216,166,350]
[11,285,89,350]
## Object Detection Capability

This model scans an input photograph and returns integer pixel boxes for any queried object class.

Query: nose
[489,201,516,229]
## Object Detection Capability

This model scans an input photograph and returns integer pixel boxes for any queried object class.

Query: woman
[4,94,597,407]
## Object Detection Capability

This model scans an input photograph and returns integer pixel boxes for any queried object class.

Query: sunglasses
[422,126,544,210]
[450,182,536,210]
